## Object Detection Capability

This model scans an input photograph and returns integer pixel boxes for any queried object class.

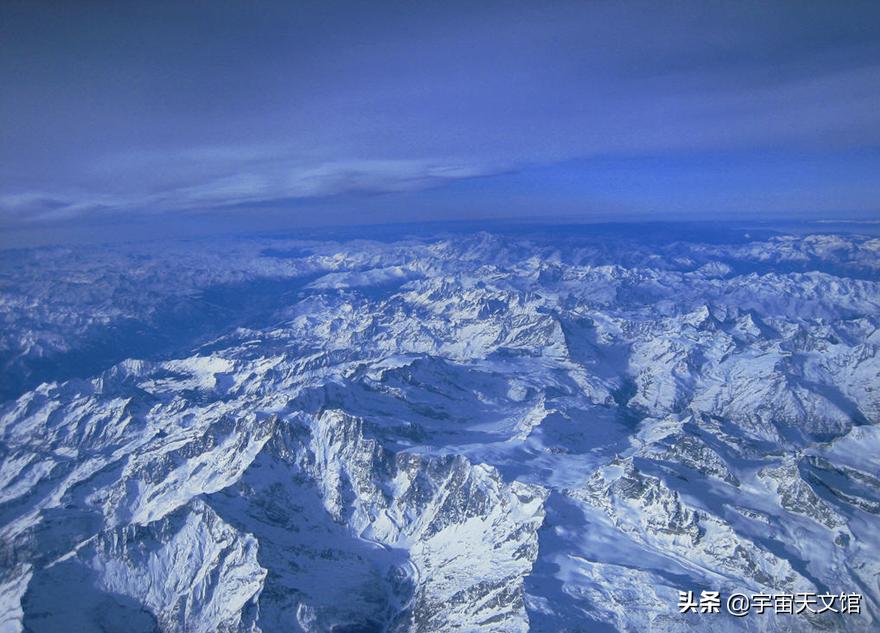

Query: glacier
[0,223,878,632]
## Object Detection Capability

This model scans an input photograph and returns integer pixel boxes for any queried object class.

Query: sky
[1,0,879,238]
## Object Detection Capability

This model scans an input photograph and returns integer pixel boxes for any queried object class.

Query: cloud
[0,156,502,224]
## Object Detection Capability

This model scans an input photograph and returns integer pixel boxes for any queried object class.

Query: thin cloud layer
[0,158,497,223]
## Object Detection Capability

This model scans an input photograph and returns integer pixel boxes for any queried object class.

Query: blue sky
[1,1,879,231]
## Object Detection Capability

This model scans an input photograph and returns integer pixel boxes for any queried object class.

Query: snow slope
[0,224,877,632]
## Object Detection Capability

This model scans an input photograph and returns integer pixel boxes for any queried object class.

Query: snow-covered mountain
[0,224,878,632]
